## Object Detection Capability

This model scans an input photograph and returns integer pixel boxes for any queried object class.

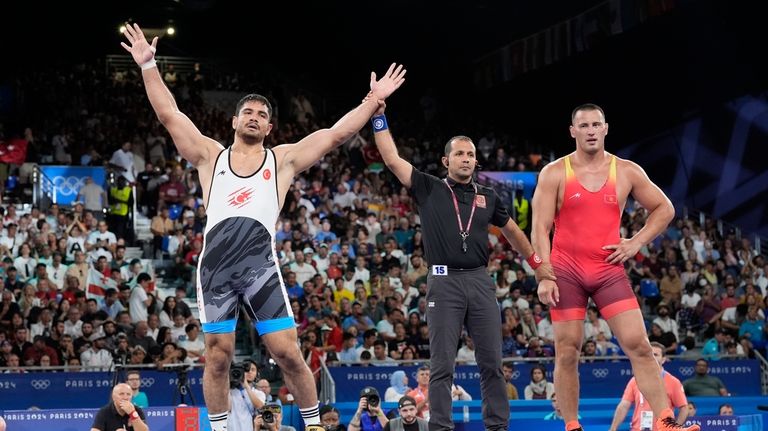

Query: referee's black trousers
[426,266,508,431]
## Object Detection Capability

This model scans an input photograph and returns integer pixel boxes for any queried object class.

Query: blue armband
[371,115,388,132]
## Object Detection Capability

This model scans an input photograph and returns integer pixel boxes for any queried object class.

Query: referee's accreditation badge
[475,195,486,208]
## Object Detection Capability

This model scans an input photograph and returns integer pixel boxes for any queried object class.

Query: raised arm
[121,23,220,168]
[371,103,413,187]
[279,63,407,176]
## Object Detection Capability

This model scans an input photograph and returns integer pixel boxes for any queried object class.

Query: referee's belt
[430,265,485,272]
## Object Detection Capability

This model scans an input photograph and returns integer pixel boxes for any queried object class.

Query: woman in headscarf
[384,370,410,402]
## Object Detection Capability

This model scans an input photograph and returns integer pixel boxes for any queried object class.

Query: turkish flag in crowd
[0,138,28,164]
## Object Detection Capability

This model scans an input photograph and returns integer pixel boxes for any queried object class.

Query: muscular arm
[372,117,413,188]
[280,98,381,175]
[140,65,220,168]
[531,163,561,303]
[121,23,220,168]
[531,163,560,264]
[608,399,632,431]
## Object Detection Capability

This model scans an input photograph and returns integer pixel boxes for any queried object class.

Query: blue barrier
[328,399,766,431]
[0,369,205,410]
[327,359,761,402]
[1,399,764,431]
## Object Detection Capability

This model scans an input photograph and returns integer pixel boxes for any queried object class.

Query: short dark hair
[571,103,606,123]
[443,135,474,156]
[235,94,273,119]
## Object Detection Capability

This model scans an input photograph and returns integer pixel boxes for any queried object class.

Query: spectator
[180,323,205,362]
[701,328,730,360]
[126,370,149,408]
[80,334,114,370]
[543,392,571,421]
[687,401,697,417]
[129,273,153,323]
[385,370,410,403]
[382,396,427,431]
[682,358,729,396]
[455,335,477,365]
[524,364,554,400]
[502,363,520,400]
[718,403,734,416]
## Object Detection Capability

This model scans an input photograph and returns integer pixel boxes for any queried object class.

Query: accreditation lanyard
[443,179,477,254]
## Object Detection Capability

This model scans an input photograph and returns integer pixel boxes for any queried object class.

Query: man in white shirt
[109,141,136,183]
[129,273,153,323]
[312,244,331,277]
[456,336,477,365]
[46,252,68,290]
[181,323,206,362]
[80,335,114,370]
[63,306,84,338]
[87,221,118,254]
[289,250,318,286]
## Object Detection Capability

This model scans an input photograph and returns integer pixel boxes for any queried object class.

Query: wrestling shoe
[656,416,700,431]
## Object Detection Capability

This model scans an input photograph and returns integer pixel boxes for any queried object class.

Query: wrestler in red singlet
[549,155,639,322]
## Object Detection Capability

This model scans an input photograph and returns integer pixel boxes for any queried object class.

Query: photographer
[320,405,346,431]
[349,387,388,431]
[253,402,296,431]
[228,362,265,431]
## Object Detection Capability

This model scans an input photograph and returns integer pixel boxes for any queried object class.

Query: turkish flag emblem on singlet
[604,195,617,204]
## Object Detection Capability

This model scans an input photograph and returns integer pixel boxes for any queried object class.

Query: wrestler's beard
[237,128,265,146]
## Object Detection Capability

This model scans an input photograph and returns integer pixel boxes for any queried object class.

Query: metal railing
[754,350,768,396]
[31,164,57,207]
[318,358,336,404]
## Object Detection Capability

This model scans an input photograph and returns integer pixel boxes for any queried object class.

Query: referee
[370,104,555,431]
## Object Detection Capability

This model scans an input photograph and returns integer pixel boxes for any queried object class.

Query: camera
[359,386,380,411]
[229,363,245,389]
[260,403,281,428]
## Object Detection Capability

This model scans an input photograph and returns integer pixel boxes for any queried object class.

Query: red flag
[0,138,28,164]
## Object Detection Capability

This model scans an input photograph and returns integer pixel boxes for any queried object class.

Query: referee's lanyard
[443,179,477,254]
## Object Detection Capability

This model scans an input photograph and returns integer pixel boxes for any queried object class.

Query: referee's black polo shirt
[91,402,146,431]
[410,168,510,269]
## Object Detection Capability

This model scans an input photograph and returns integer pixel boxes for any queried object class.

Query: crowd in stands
[1,59,766,405]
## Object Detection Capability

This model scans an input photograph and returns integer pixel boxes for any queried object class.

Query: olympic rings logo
[30,379,51,390]
[141,377,155,387]
[679,366,695,376]
[52,176,87,196]
[511,370,520,380]
[592,368,609,379]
